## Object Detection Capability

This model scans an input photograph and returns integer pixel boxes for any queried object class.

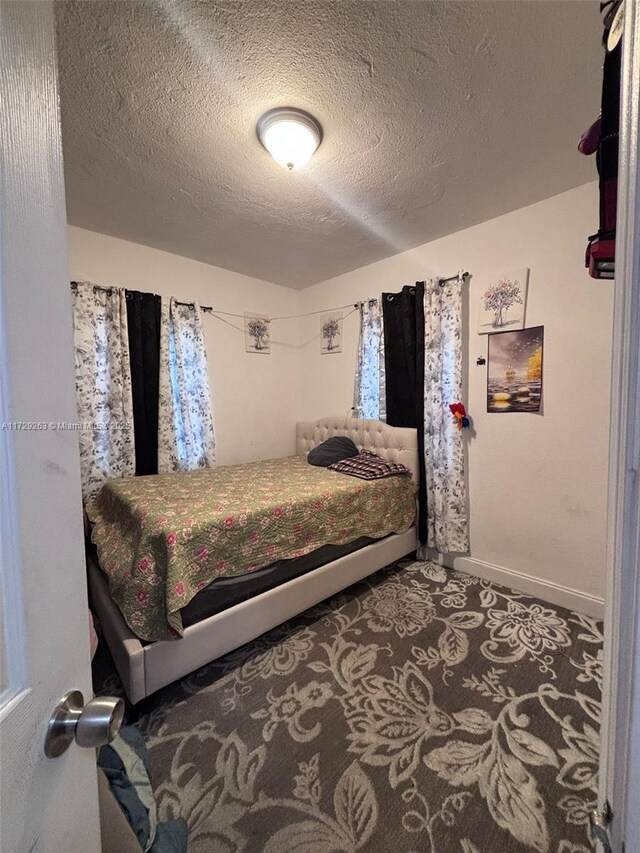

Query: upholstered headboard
[296,416,420,483]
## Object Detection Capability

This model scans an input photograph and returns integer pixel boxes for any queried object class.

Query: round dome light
[257,108,322,171]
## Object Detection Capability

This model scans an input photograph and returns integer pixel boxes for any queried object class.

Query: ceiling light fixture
[257,107,322,171]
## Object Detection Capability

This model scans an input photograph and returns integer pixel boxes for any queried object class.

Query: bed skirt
[88,526,417,703]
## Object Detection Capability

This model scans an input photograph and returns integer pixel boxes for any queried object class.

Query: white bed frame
[88,417,419,703]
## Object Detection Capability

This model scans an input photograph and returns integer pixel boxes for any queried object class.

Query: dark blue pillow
[307,436,359,467]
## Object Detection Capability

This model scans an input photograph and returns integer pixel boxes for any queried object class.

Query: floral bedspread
[87,456,416,641]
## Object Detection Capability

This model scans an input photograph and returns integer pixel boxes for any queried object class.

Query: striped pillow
[328,450,410,480]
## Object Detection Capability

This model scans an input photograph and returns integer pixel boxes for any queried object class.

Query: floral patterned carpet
[94,559,603,853]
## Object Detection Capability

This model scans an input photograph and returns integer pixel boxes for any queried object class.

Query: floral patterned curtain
[158,298,215,473]
[417,277,469,556]
[353,298,386,420]
[72,282,135,503]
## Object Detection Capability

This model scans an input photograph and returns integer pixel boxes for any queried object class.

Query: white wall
[298,183,612,609]
[67,226,301,465]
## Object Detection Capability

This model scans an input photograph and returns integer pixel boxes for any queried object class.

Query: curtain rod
[439,271,469,286]
[355,274,469,304]
[70,282,355,320]
[70,282,214,311]
[174,300,213,312]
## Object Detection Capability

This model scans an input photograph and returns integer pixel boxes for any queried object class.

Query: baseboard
[426,551,604,620]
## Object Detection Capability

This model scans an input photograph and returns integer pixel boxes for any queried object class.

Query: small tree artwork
[320,312,342,354]
[477,268,529,334]
[244,312,271,354]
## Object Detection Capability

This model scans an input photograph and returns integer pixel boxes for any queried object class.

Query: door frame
[0,2,101,850]
[598,1,640,849]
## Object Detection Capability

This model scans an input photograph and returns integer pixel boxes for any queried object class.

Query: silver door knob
[44,690,125,759]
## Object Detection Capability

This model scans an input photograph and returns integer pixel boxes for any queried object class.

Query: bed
[87,417,419,702]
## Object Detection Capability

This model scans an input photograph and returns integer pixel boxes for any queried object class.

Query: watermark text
[1,421,132,432]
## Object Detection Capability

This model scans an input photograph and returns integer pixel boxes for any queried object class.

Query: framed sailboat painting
[487,326,543,413]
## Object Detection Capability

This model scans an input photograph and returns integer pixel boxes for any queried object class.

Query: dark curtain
[382,282,428,544]
[126,290,161,476]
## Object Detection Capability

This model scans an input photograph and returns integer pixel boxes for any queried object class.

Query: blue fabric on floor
[99,725,188,853]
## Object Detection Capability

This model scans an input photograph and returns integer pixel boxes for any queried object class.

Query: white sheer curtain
[72,282,135,503]
[353,298,386,420]
[417,277,469,556]
[158,298,215,473]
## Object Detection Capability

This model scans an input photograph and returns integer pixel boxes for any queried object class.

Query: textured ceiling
[55,1,602,288]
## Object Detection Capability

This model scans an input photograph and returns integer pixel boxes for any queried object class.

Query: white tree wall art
[320,312,342,354]
[244,313,271,354]
[477,268,529,334]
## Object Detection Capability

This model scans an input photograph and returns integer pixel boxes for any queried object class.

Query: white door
[597,2,640,851]
[0,2,101,851]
